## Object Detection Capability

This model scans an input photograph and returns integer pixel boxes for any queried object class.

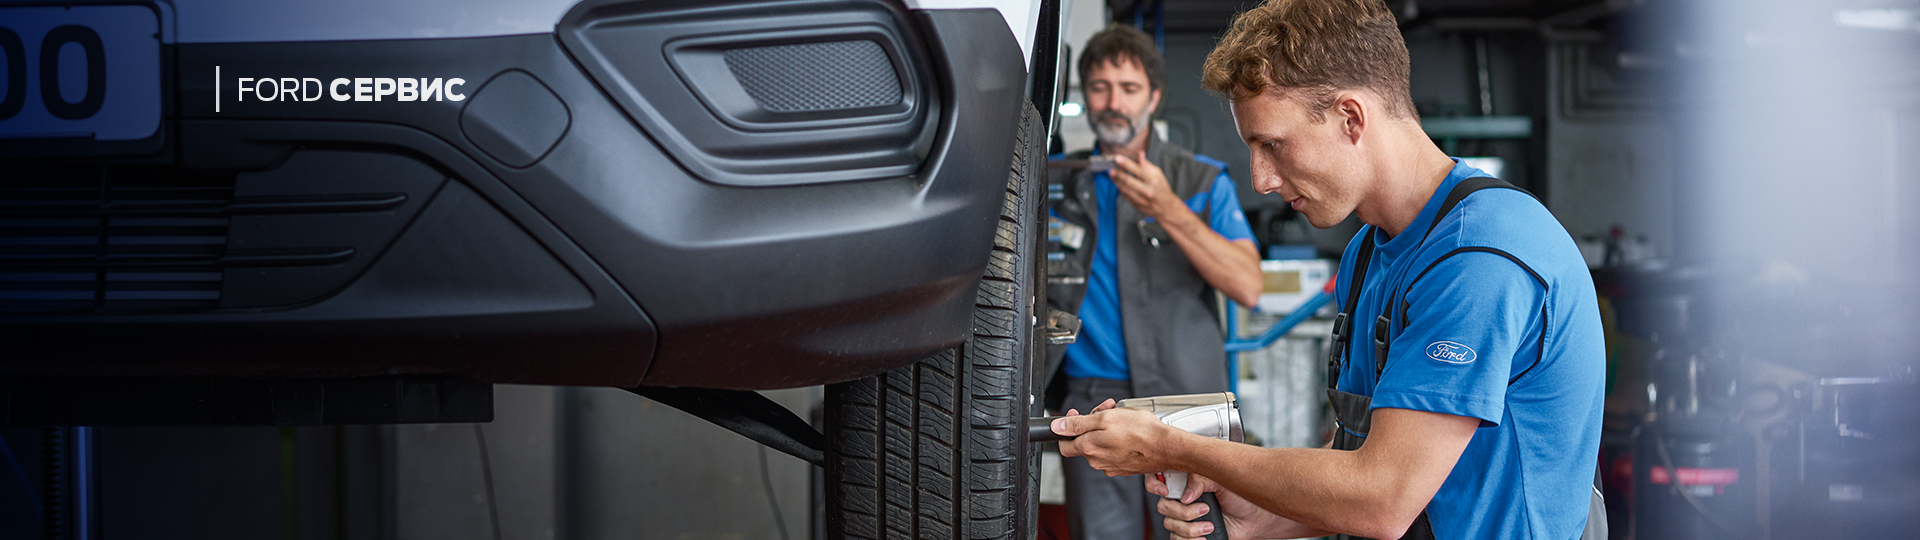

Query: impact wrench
[1030,392,1242,540]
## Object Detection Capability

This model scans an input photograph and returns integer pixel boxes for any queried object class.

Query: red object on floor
[1038,503,1070,540]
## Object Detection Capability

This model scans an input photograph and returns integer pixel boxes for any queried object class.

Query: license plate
[0,5,162,142]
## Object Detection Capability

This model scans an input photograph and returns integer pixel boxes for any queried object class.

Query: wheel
[824,103,1045,540]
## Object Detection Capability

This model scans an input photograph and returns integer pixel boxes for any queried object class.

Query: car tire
[824,103,1045,540]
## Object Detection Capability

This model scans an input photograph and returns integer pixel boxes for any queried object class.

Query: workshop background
[3,0,1916,538]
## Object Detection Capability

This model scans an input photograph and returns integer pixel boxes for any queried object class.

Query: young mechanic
[1052,1,1607,539]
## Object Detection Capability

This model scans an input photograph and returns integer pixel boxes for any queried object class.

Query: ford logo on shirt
[1426,341,1477,364]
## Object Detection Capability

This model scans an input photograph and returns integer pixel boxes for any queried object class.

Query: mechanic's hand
[1151,473,1299,540]
[1050,398,1118,459]
[1052,400,1175,477]
[1110,154,1182,220]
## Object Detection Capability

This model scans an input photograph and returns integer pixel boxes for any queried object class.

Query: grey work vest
[1042,139,1233,401]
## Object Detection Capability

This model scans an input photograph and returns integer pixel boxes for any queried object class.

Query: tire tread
[827,104,1042,540]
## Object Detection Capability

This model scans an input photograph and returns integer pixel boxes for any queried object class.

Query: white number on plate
[0,5,162,141]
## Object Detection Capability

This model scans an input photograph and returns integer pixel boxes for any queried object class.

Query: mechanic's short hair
[1078,24,1165,93]
[1202,0,1417,122]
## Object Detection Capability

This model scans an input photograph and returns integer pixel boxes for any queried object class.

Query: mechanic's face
[1082,57,1159,149]
[1234,90,1367,229]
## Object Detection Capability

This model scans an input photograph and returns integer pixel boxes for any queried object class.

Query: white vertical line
[215,66,220,113]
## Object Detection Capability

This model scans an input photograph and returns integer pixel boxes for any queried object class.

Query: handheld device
[1028,392,1243,499]
[1044,155,1117,171]
[1030,392,1240,540]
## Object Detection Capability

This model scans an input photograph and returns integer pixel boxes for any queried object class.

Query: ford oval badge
[1425,341,1477,364]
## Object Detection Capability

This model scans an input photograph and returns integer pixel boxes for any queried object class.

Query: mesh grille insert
[724,40,902,113]
[1,166,235,313]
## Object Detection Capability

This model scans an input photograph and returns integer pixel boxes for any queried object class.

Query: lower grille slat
[0,166,235,313]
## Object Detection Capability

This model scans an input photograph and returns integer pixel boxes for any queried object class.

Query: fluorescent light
[1058,102,1083,117]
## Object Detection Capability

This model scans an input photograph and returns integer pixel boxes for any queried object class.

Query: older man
[1044,23,1264,540]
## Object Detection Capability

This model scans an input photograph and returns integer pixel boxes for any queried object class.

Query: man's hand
[1110,154,1183,220]
[1052,399,1179,477]
[1105,154,1264,307]
[1150,473,1324,540]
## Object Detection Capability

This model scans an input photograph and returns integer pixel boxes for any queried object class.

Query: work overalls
[1323,177,1607,540]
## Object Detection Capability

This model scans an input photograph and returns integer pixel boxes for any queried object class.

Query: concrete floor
[558,385,818,540]
[0,384,822,540]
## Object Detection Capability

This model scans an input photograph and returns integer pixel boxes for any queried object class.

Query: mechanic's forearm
[1154,205,1263,307]
[1270,523,1335,539]
[1246,513,1335,540]
[1163,438,1422,539]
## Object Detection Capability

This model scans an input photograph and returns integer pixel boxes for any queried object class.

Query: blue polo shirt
[1334,159,1605,539]
[1062,149,1254,381]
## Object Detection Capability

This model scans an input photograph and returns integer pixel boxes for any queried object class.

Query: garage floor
[0,385,822,540]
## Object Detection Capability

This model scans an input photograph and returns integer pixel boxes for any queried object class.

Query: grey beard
[1089,110,1144,148]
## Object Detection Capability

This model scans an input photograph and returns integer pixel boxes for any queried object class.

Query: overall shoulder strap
[1326,226,1376,391]
[1373,177,1531,378]
[1418,176,1531,246]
